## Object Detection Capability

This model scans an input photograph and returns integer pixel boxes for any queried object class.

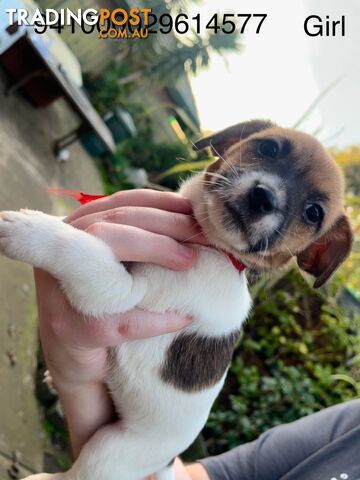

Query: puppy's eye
[257,139,279,158]
[303,203,324,225]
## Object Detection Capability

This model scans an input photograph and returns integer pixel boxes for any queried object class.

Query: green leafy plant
[201,270,360,456]
[112,137,194,190]
[100,100,201,190]
[83,63,132,116]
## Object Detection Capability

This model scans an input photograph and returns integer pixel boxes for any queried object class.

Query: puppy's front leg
[0,210,146,315]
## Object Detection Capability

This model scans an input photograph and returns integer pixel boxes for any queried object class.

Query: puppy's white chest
[133,246,252,337]
[106,246,251,470]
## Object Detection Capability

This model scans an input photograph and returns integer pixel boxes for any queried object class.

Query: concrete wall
[0,69,103,477]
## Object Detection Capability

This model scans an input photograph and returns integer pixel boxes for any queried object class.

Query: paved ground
[0,70,103,478]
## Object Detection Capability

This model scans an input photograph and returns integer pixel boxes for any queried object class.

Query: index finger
[66,190,192,224]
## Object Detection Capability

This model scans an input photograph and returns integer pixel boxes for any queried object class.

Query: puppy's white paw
[0,210,43,262]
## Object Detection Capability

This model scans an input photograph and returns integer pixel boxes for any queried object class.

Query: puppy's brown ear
[297,215,353,288]
[193,119,274,157]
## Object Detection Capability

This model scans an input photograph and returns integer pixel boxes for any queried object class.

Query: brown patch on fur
[160,330,240,392]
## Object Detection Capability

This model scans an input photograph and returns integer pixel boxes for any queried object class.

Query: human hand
[66,188,207,267]
[36,190,206,456]
[146,458,209,480]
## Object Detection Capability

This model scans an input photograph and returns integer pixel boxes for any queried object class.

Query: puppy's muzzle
[248,184,278,215]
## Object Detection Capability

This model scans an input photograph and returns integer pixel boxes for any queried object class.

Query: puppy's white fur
[0,177,251,480]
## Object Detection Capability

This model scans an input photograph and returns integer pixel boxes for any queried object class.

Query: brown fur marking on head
[194,119,274,158]
[192,120,353,286]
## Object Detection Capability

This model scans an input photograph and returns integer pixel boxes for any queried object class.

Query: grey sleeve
[199,399,360,480]
[199,440,257,480]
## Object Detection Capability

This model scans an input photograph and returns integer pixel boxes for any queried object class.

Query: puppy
[0,120,353,480]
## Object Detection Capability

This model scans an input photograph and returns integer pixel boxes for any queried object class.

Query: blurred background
[0,0,359,476]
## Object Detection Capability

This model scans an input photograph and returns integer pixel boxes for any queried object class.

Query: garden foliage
[202,270,360,455]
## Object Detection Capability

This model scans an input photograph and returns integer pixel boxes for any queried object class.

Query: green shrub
[202,269,360,456]
[110,136,194,190]
[117,137,189,173]
[83,63,131,116]
[89,95,197,190]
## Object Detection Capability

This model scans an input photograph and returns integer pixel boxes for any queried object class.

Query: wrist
[41,335,108,389]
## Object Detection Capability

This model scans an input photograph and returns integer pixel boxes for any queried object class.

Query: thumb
[117,309,193,341]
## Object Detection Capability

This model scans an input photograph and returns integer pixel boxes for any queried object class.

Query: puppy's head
[185,120,353,287]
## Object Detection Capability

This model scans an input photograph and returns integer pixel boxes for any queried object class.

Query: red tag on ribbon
[48,187,108,205]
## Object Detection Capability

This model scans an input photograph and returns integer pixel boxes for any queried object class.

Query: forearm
[58,382,115,458]
[174,458,210,480]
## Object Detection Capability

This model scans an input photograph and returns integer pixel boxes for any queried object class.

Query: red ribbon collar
[49,188,246,273]
[221,250,246,272]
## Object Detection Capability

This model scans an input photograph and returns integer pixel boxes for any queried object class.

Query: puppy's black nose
[248,185,277,214]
